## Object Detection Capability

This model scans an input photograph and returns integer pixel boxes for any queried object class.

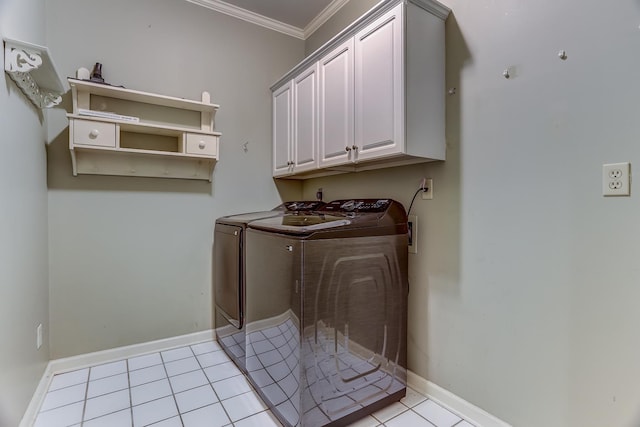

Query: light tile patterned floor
[33,340,475,427]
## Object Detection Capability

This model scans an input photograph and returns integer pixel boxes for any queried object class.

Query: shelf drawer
[185,133,218,157]
[72,119,116,147]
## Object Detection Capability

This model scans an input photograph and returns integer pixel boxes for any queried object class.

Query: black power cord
[407,188,422,216]
[407,182,428,216]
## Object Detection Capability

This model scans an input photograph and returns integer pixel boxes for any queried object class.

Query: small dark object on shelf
[90,62,104,83]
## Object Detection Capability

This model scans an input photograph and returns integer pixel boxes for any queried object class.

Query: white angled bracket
[4,37,67,108]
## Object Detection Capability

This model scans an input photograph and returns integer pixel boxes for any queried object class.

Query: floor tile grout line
[83,384,130,401]
[128,361,163,373]
[158,348,187,426]
[127,359,134,427]
[383,407,437,427]
[82,404,132,425]
[45,378,88,394]
[87,360,128,382]
[229,408,276,425]
[35,393,86,415]
[408,405,441,427]
[79,370,90,426]
[189,342,234,424]
[371,403,409,424]
[414,398,465,427]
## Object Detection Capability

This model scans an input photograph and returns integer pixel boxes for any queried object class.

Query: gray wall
[9,0,640,425]
[45,0,304,358]
[0,0,51,424]
[302,0,640,426]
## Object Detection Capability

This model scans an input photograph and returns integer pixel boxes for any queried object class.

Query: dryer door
[214,223,243,329]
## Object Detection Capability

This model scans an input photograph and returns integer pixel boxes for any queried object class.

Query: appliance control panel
[283,201,325,212]
[322,199,391,213]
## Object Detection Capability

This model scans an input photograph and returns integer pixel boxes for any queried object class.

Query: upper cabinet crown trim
[411,0,451,20]
[303,0,350,39]
[3,37,68,108]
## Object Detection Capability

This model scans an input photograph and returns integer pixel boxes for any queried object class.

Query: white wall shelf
[67,77,221,181]
[3,37,67,108]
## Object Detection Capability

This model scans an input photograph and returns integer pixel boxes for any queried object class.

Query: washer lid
[248,214,351,234]
[217,211,283,224]
[217,200,326,225]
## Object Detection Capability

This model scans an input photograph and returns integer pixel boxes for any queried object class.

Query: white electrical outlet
[603,162,631,196]
[408,215,417,254]
[36,324,42,350]
[421,178,433,200]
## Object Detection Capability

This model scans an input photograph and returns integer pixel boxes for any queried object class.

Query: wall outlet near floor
[36,323,42,350]
[408,215,418,254]
[421,178,433,200]
[603,162,630,196]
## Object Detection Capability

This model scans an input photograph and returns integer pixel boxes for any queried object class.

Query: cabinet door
[354,3,404,161]
[319,38,354,168]
[293,63,319,173]
[273,82,293,177]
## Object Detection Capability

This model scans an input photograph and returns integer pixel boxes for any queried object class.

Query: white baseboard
[19,364,54,427]
[407,371,512,427]
[20,329,215,427]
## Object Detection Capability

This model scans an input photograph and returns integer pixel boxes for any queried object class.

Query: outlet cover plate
[603,162,630,196]
[36,324,42,350]
[421,179,433,200]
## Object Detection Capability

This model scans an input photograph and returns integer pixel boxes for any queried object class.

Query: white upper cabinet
[271,0,450,179]
[273,81,293,177]
[354,4,404,162]
[293,63,319,173]
[319,38,354,168]
[273,63,319,177]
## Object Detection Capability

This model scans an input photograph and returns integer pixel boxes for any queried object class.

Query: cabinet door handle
[286,245,293,251]
[89,129,100,139]
[198,141,206,149]
[352,145,358,151]
[345,146,352,152]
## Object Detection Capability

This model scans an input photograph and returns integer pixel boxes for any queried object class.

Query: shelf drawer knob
[89,129,100,139]
[198,141,206,149]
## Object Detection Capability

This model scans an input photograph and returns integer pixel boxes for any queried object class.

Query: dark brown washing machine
[245,199,408,427]
[213,201,325,372]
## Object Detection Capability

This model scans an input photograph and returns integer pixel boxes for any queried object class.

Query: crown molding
[185,0,351,40]
[411,0,451,20]
[185,0,305,39]
[303,0,350,39]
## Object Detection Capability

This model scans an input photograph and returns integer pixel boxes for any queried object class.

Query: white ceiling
[186,0,350,39]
